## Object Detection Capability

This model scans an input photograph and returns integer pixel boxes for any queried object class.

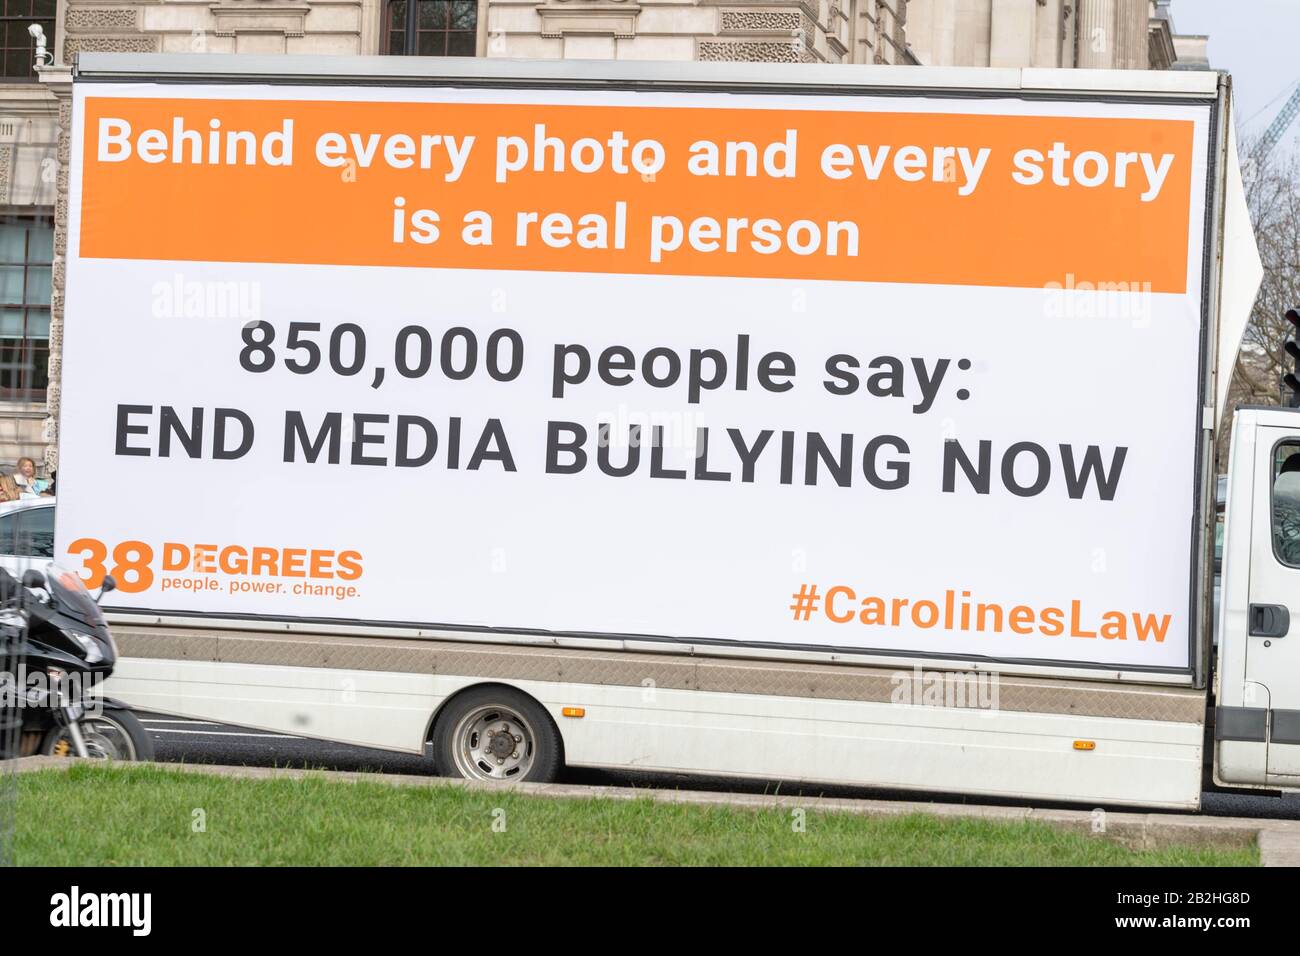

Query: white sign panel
[58,81,1212,671]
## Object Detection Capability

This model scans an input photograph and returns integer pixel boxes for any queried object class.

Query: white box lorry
[53,53,1286,809]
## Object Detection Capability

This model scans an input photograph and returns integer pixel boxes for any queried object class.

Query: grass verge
[15,764,1259,866]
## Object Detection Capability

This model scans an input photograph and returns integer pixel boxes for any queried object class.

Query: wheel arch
[422,681,566,765]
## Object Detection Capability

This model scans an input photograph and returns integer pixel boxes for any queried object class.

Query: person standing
[12,457,49,497]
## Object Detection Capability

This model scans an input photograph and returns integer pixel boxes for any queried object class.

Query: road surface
[136,712,1300,820]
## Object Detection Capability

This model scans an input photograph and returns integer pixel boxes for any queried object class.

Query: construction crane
[1251,81,1300,163]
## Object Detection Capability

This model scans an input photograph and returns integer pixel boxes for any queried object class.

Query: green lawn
[11,764,1258,866]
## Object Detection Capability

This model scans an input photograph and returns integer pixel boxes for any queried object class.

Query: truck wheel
[432,686,562,783]
[41,709,155,761]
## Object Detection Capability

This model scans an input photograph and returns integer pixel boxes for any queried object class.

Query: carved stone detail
[0,146,12,205]
[537,4,640,38]
[54,194,68,252]
[65,8,139,31]
[64,36,159,60]
[210,4,312,38]
[697,38,810,62]
[51,93,67,421]
[719,10,800,33]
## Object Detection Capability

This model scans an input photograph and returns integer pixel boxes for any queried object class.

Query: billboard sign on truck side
[58,67,1214,674]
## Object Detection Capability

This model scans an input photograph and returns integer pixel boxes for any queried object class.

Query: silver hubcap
[53,716,138,760]
[451,706,535,782]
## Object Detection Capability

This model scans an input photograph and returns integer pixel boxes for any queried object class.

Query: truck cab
[1217,406,1300,787]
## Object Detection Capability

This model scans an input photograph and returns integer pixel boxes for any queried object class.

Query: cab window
[1272,441,1300,566]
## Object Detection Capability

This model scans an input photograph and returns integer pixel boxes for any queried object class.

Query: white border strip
[73,54,1221,98]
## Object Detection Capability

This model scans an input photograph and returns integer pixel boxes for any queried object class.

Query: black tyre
[41,708,155,761]
[431,686,562,783]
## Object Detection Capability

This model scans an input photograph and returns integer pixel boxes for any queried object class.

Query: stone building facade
[0,0,1202,470]
[486,0,909,66]
[908,0,1176,70]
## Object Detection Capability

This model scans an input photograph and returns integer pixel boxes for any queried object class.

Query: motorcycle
[0,564,153,761]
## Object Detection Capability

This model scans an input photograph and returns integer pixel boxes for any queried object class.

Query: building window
[0,217,52,400]
[0,0,55,81]
[384,0,477,57]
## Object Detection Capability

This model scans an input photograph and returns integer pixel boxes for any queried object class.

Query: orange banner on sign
[76,95,1196,292]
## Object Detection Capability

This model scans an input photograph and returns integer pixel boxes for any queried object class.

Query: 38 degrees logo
[67,538,155,592]
[67,538,363,592]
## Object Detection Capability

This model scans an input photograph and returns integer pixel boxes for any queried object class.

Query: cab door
[1244,424,1300,777]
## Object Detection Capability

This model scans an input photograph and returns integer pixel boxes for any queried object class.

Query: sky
[1173,0,1300,155]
